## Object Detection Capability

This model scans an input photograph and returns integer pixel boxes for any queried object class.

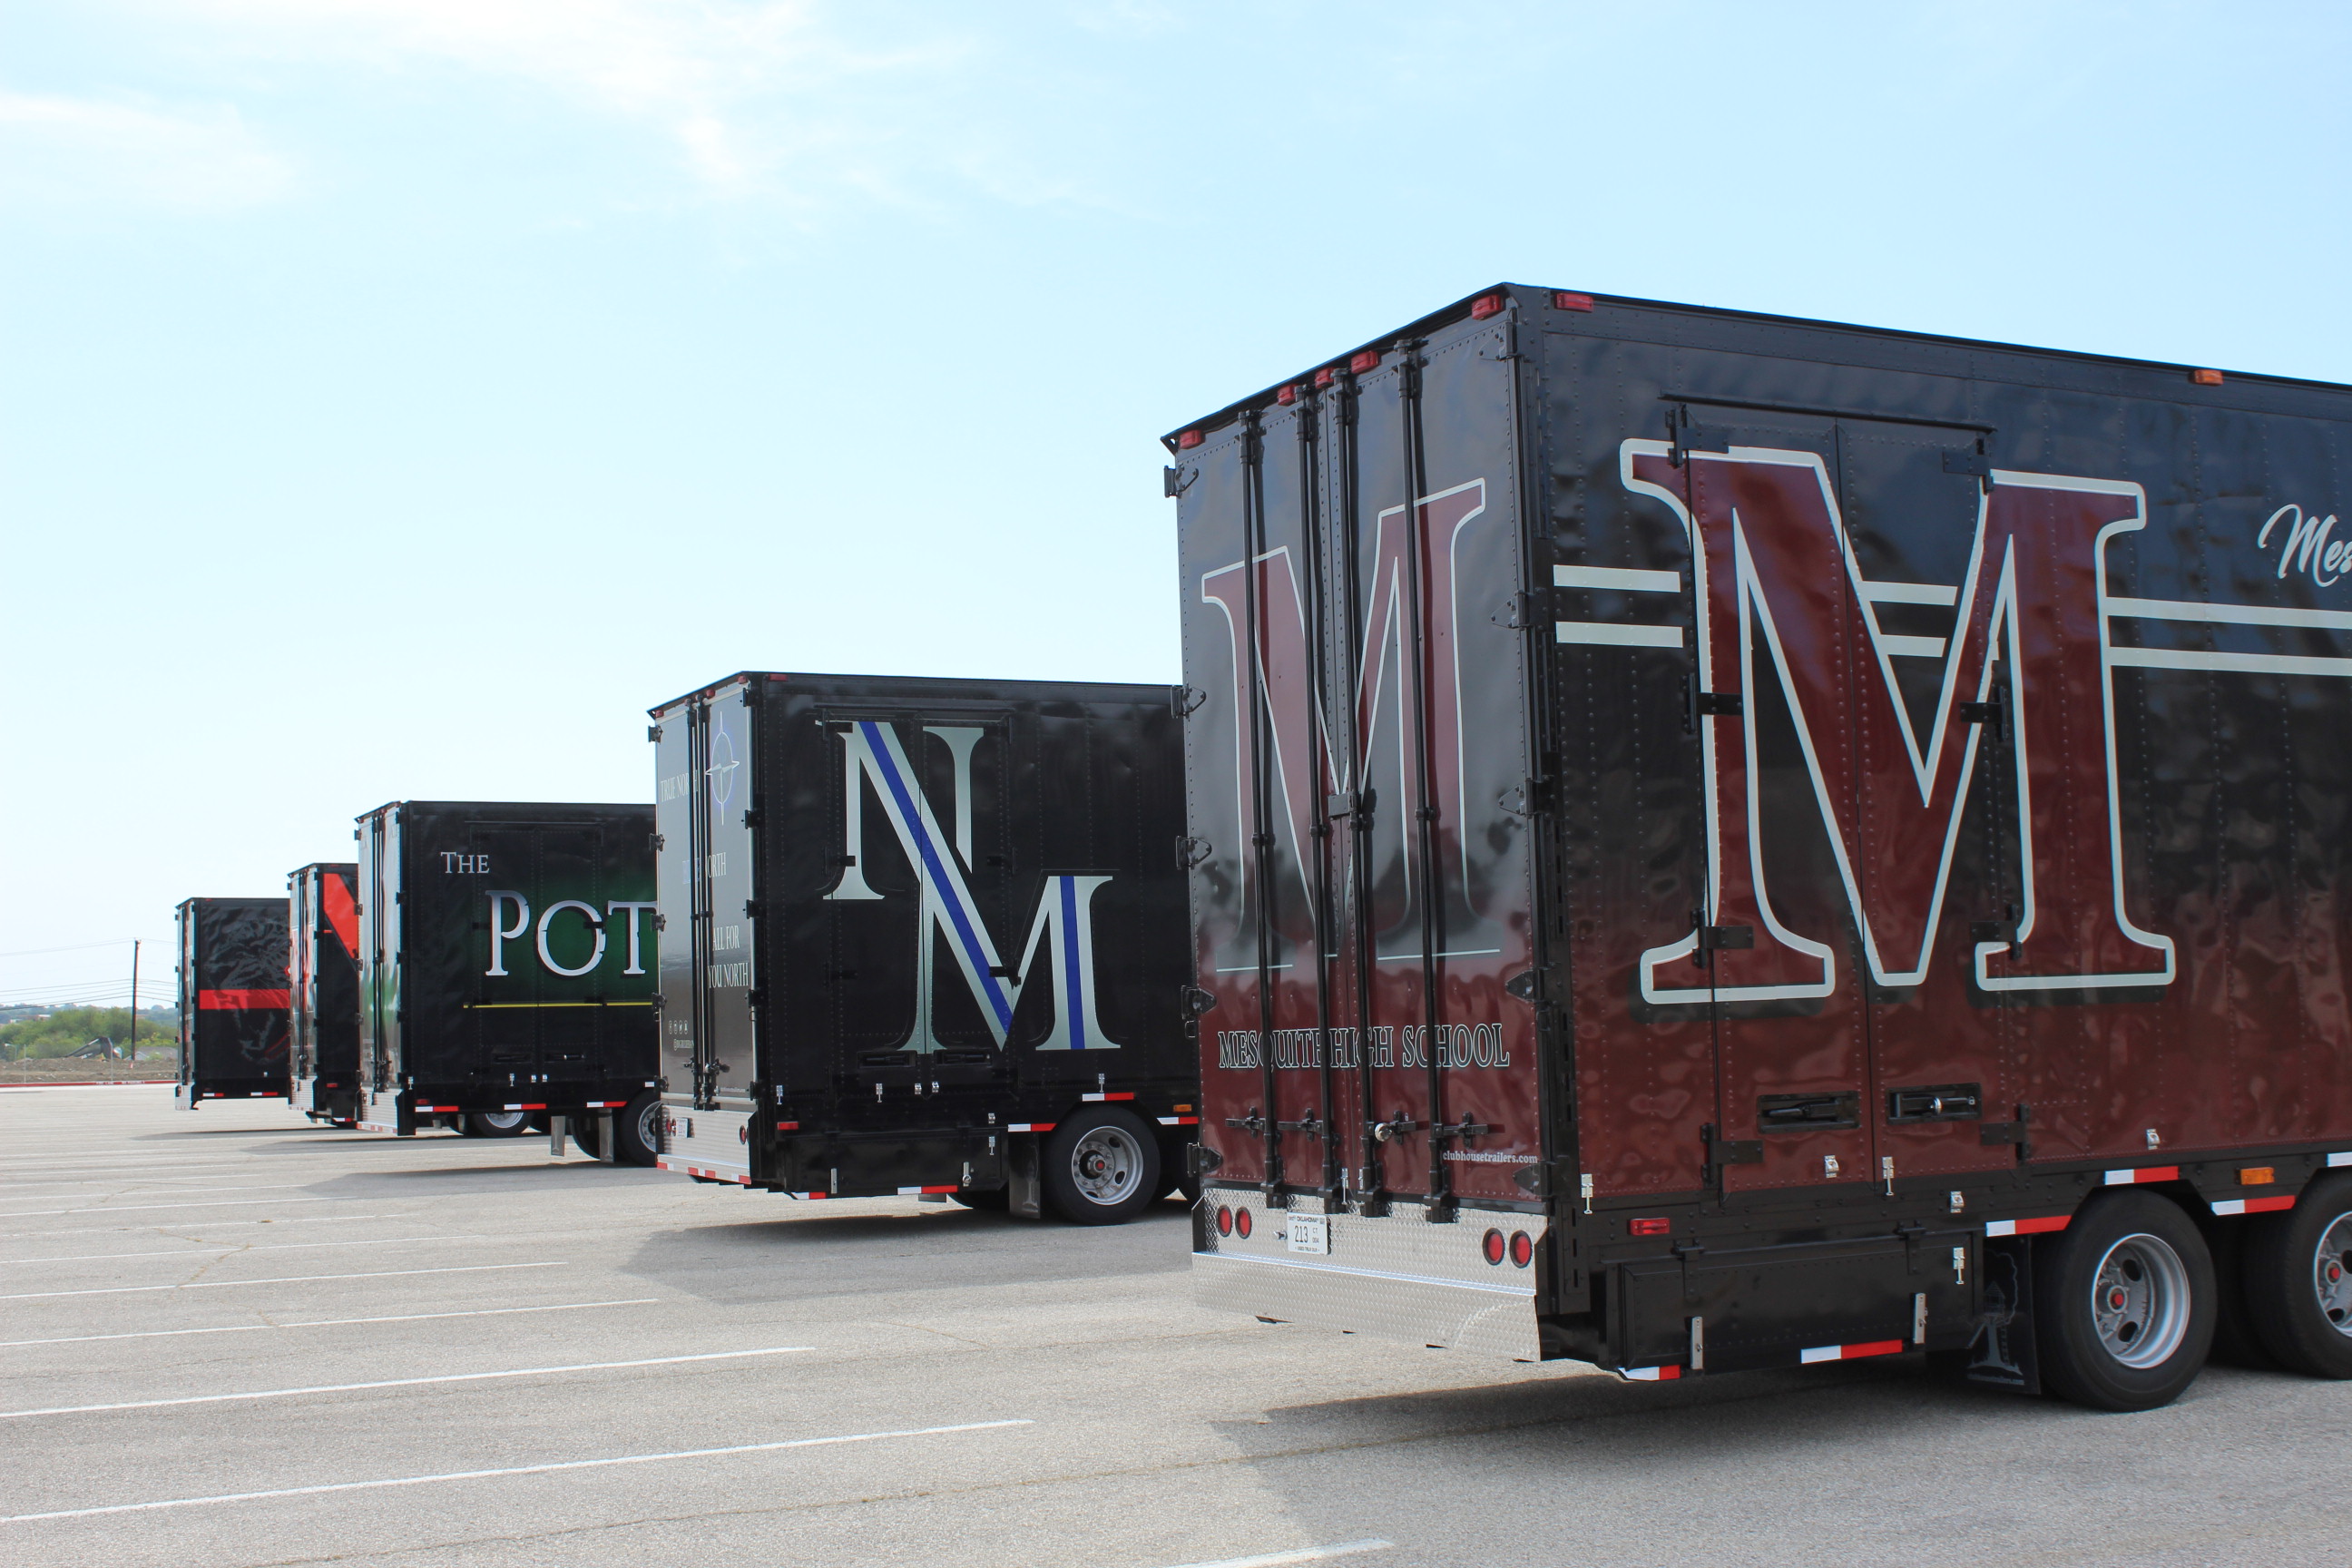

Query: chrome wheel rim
[634,1101,662,1155]
[2091,1232,2192,1368]
[477,1110,528,1133]
[2312,1213,2352,1337]
[1068,1125,1145,1208]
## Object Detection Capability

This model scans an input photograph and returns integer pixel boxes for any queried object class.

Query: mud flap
[1007,1132,1043,1220]
[1964,1236,2041,1394]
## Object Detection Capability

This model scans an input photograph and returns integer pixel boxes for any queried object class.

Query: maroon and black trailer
[289,862,361,1125]
[1172,283,2352,1410]
[174,897,290,1108]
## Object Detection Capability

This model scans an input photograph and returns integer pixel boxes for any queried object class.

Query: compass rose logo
[707,715,740,809]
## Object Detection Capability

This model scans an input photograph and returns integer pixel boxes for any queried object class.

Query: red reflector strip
[1005,1122,1054,1133]
[2105,1165,2179,1185]
[778,1121,799,1131]
[657,1160,752,1185]
[2211,1196,2297,1216]
[501,1103,548,1112]
[1984,1215,2071,1237]
[1622,1365,1681,1382]
[1158,1116,1200,1126]
[1081,1093,1135,1102]
[1800,1339,1906,1365]
[417,1105,460,1112]
[197,989,291,1009]
[785,1191,828,1200]
[897,1186,958,1195]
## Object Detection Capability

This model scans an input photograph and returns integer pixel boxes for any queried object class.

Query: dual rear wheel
[2034,1177,2352,1410]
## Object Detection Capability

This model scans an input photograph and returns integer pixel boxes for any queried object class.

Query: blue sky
[3,1,2348,1004]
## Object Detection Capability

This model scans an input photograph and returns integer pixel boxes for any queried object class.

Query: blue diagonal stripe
[1060,876,1084,1050]
[862,723,1011,1029]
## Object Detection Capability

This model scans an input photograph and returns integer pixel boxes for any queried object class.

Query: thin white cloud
[0,91,296,211]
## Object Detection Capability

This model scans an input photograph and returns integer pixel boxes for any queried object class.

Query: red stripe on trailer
[2211,1195,2297,1216]
[1006,1122,1055,1133]
[778,1121,799,1131]
[1158,1115,1201,1126]
[897,1185,958,1195]
[785,1191,828,1200]
[1800,1339,1906,1364]
[198,989,290,1009]
[1984,1215,2071,1238]
[656,1160,750,1185]
[1081,1093,1136,1102]
[418,1104,459,1112]
[1622,1365,1681,1382]
[500,1103,548,1112]
[2105,1165,2180,1185]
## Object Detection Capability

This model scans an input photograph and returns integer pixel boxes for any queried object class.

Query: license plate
[1286,1213,1329,1255]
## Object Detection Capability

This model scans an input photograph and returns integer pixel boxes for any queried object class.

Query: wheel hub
[2313,1216,2352,1335]
[1068,1126,1142,1208]
[2091,1232,2191,1369]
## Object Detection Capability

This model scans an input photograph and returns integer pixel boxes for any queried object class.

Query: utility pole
[126,941,140,1062]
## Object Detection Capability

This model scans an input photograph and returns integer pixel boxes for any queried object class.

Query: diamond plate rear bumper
[1193,1190,1545,1360]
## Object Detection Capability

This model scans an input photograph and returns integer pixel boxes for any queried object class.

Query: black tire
[612,1093,662,1168]
[2199,1214,2278,1369]
[950,1187,1010,1210]
[569,1114,602,1158]
[2243,1172,2352,1378]
[1041,1107,1160,1226]
[2033,1191,2215,1412]
[462,1111,532,1138]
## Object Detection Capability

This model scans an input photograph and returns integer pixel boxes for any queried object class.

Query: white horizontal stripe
[1554,564,1680,593]
[0,1214,401,1241]
[3,1197,346,1219]
[0,1298,658,1349]
[1201,1250,1534,1298]
[2108,595,2352,631]
[0,1346,809,1421]
[0,1260,564,1302]
[1556,621,1684,649]
[0,1183,300,1204]
[2109,647,2352,679]
[0,1418,1033,1524]
[1860,580,1958,606]
[2332,1152,2352,1168]
[1161,1541,1396,1568]
[1876,634,1947,659]
[1798,1346,1841,1364]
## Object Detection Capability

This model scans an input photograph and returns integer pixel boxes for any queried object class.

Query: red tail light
[1216,1205,1232,1236]
[1553,291,1593,312]
[1510,1231,1534,1267]
[1234,1207,1253,1239]
[1629,1217,1671,1237]
[1470,292,1504,320]
[1482,1228,1506,1265]
[1177,429,1204,449]
[1349,349,1380,374]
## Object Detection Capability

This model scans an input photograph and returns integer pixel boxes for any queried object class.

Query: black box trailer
[353,800,662,1161]
[289,862,361,1125]
[1172,283,2352,1410]
[173,897,289,1108]
[651,672,1193,1222]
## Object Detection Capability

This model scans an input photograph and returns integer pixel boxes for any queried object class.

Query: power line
[0,940,139,963]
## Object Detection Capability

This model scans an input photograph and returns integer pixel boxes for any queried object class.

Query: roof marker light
[1553,291,1594,312]
[1349,349,1380,374]
[2192,368,2224,386]
[1177,429,1204,449]
[1470,293,1504,320]
[1276,385,1297,406]
[1314,368,1337,388]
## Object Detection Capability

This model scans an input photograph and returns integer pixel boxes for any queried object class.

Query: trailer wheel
[462,1111,532,1138]
[2242,1172,2352,1379]
[1042,1108,1160,1225]
[612,1094,662,1167]
[2034,1191,2215,1411]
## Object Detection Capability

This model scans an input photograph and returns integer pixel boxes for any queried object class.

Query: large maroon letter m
[1621,440,2174,1004]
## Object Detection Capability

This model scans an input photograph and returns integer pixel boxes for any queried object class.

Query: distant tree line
[0,1008,174,1062]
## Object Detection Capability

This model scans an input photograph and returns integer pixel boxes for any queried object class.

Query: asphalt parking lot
[5,1085,2349,1568]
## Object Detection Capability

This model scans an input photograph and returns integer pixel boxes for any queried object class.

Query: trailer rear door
[1181,316,1544,1210]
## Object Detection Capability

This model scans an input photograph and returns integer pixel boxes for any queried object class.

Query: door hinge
[1177,835,1214,870]
[1164,464,1197,498]
[1188,1143,1223,1176]
[1943,446,1994,494]
[1180,985,1218,1018]
[1176,684,1209,718]
[1494,590,1536,630]
[1694,691,1743,719]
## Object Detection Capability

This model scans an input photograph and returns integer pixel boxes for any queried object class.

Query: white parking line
[0,1236,453,1267]
[1161,1544,1396,1568]
[0,1184,304,1203]
[0,1345,812,1420]
[2,1298,662,1354]
[0,1214,404,1241]
[0,1298,661,1349]
[2,1197,348,1218]
[0,1418,1034,1523]
[0,1260,564,1301]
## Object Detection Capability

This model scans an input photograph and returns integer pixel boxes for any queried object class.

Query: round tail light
[1235,1207,1253,1239]
[1215,1205,1233,1236]
[1482,1228,1505,1265]
[1510,1231,1533,1268]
